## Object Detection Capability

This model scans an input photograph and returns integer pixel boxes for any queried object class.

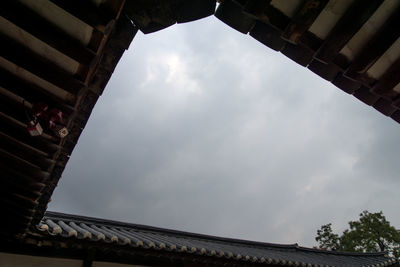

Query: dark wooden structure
[0,0,137,238]
[1,1,400,265]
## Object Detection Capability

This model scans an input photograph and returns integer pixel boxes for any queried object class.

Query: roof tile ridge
[43,211,298,249]
[44,211,393,259]
[295,246,388,257]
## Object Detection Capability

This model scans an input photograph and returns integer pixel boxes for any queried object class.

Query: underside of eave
[0,0,137,238]
[1,211,395,267]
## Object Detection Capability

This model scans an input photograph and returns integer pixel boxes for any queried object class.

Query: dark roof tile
[33,212,396,267]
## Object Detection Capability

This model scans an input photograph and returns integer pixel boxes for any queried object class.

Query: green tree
[315,211,400,259]
[315,223,340,250]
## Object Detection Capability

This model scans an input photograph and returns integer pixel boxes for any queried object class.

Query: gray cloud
[49,17,400,248]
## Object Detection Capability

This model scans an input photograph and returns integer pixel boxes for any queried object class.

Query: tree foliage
[316,223,340,250]
[315,211,400,258]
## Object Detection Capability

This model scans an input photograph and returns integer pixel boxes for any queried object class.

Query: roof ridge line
[44,211,298,249]
[295,245,388,257]
[43,211,389,257]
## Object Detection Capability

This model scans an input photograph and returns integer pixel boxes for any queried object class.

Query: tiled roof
[33,212,397,267]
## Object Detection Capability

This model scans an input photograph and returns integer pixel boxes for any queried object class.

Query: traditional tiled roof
[29,212,397,267]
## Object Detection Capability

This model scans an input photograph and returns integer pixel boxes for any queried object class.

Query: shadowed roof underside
[0,0,137,238]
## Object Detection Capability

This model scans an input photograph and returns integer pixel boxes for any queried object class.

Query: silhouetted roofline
[28,211,395,267]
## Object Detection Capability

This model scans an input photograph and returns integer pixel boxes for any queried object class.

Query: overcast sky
[49,16,400,248]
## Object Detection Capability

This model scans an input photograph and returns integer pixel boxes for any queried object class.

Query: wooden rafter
[345,7,400,83]
[282,0,329,44]
[372,58,400,99]
[0,147,50,178]
[315,0,383,64]
[0,68,76,111]
[0,34,85,94]
[48,0,118,31]
[0,0,96,65]
[0,111,60,150]
[0,133,55,171]
[250,21,286,51]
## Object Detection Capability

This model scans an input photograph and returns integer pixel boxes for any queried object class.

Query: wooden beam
[124,1,176,34]
[373,98,397,116]
[353,86,380,106]
[0,0,96,65]
[0,129,58,158]
[0,147,50,178]
[393,96,400,109]
[371,57,400,99]
[244,0,290,31]
[0,68,76,112]
[0,87,74,138]
[214,0,255,34]
[307,59,340,81]
[0,131,48,158]
[332,73,362,94]
[250,21,286,51]
[0,94,30,125]
[299,30,323,51]
[102,0,126,21]
[0,111,60,150]
[391,110,400,124]
[0,161,47,184]
[282,0,329,44]
[176,0,216,23]
[242,0,271,19]
[0,34,85,95]
[315,0,384,64]
[0,87,69,139]
[0,174,44,202]
[0,97,65,154]
[48,0,118,30]
[3,192,39,212]
[0,132,55,171]
[263,5,290,31]
[332,53,350,70]
[0,107,65,165]
[345,7,400,82]
[281,43,314,67]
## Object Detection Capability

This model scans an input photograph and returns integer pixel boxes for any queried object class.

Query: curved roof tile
[32,211,397,267]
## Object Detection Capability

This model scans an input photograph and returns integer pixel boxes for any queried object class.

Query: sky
[49,15,400,248]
